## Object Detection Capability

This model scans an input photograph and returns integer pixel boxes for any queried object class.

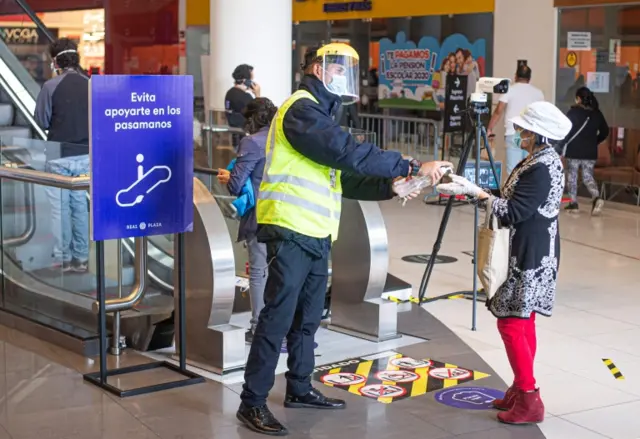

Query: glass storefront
[0,0,180,77]
[293,14,494,118]
[556,4,640,204]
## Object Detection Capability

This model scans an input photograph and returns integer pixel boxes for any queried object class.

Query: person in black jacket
[563,87,609,215]
[237,44,451,436]
[35,38,90,273]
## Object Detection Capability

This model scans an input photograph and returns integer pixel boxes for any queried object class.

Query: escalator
[0,0,179,354]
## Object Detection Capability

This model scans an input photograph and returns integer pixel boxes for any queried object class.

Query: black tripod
[417,102,501,331]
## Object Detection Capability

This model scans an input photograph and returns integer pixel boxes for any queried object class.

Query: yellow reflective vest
[257,90,342,240]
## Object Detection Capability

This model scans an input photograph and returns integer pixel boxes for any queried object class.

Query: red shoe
[497,389,544,425]
[492,386,516,411]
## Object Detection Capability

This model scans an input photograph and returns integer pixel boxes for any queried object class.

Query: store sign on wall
[323,0,372,13]
[0,27,51,45]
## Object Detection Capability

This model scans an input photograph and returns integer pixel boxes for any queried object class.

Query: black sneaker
[236,403,288,436]
[284,388,346,410]
[61,261,72,272]
[592,198,604,216]
[564,202,579,213]
[70,258,88,273]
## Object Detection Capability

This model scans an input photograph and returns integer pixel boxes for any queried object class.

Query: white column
[493,0,556,100]
[209,0,292,110]
[492,0,556,169]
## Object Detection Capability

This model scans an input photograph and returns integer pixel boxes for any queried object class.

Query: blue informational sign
[434,387,505,410]
[90,75,194,241]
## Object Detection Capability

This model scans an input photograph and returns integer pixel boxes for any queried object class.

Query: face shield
[321,53,359,105]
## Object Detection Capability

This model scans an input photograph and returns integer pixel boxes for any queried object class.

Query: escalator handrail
[0,166,88,190]
[202,124,245,134]
[0,57,46,140]
[13,0,57,43]
[0,155,36,247]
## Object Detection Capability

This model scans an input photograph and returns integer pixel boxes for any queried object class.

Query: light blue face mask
[513,131,523,149]
[513,131,533,149]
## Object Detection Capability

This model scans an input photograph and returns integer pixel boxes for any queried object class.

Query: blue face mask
[513,131,533,149]
[513,131,523,149]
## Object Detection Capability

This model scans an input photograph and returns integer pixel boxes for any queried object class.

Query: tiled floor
[382,197,640,439]
[0,196,637,438]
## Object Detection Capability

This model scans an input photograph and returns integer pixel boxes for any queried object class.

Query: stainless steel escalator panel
[1,255,95,309]
[328,199,403,342]
[174,178,245,374]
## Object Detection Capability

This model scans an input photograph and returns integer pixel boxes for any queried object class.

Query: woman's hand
[217,169,230,185]
[436,174,487,199]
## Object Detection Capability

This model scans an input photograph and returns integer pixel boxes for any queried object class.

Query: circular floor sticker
[359,384,407,399]
[401,254,458,264]
[435,387,505,410]
[375,370,419,383]
[390,357,433,369]
[428,367,472,380]
[320,372,366,386]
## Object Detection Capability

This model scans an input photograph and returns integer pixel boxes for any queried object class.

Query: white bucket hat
[509,101,572,141]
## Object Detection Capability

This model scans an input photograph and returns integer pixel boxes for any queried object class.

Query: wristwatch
[409,159,422,177]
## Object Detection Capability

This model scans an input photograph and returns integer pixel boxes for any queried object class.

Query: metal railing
[0,167,148,315]
[358,113,440,161]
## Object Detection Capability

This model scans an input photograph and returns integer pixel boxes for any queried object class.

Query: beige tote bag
[477,198,511,300]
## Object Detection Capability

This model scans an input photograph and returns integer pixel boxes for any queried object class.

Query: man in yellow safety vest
[237,43,451,436]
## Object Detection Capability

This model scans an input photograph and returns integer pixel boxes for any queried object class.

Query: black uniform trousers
[240,239,329,407]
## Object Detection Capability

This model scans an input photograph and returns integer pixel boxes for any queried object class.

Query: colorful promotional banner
[378,32,486,110]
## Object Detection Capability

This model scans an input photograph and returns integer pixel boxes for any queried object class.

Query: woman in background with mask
[563,86,609,215]
[436,101,572,426]
[218,97,276,344]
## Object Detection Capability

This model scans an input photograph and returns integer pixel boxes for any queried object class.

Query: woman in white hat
[437,101,572,426]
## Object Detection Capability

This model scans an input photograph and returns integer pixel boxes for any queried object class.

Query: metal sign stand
[83,233,205,397]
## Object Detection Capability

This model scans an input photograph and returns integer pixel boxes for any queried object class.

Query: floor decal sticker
[435,387,505,410]
[313,351,490,404]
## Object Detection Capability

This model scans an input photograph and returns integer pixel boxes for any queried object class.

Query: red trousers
[497,313,537,392]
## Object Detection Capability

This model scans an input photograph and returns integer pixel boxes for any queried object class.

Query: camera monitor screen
[463,161,502,190]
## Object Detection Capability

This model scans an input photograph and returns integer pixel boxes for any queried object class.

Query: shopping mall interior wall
[493,0,556,99]
[492,0,556,150]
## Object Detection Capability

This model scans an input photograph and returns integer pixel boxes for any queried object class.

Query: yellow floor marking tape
[602,359,624,380]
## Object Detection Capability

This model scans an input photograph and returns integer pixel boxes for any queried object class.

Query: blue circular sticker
[434,387,505,410]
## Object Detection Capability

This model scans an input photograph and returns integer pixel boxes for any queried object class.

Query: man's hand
[250,82,261,97]
[392,176,421,206]
[217,168,230,185]
[418,161,454,184]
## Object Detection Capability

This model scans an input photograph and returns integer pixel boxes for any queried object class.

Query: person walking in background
[488,64,545,174]
[217,97,277,344]
[563,87,609,215]
[35,38,89,273]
